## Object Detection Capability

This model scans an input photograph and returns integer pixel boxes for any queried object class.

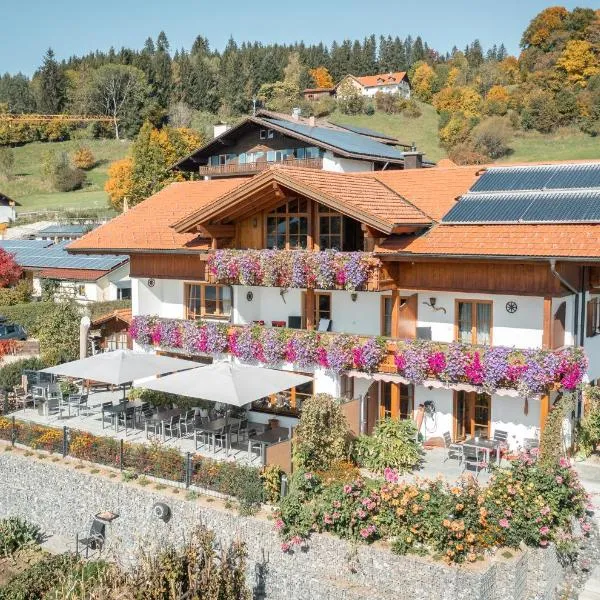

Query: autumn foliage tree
[104,121,204,210]
[309,66,334,88]
[0,249,22,288]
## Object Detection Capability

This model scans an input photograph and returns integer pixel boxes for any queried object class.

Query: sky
[2,0,599,75]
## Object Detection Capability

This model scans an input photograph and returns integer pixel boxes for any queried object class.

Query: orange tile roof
[354,72,408,87]
[68,178,246,253]
[92,308,133,327]
[173,166,432,234]
[376,224,600,259]
[369,166,482,221]
[38,268,110,281]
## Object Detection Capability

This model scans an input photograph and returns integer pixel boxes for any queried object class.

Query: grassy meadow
[2,139,130,213]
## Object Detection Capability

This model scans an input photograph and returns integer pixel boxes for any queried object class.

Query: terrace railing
[199,157,323,176]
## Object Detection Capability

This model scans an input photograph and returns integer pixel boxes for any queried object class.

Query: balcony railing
[199,157,323,176]
[207,249,382,292]
[129,317,587,397]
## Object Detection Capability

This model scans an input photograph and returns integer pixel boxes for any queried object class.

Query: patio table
[194,417,241,455]
[102,401,141,433]
[247,427,290,464]
[145,408,183,441]
[461,438,501,467]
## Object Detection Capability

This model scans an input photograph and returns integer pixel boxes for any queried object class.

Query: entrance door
[378,382,414,420]
[453,391,491,440]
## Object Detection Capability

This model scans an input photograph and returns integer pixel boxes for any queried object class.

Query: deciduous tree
[308,66,334,88]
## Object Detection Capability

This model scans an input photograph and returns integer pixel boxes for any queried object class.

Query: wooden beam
[197,224,236,238]
[390,289,400,338]
[305,289,315,330]
[540,394,550,432]
[542,296,552,350]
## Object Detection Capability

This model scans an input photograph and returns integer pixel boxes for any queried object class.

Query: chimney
[291,107,301,121]
[213,122,230,138]
[309,116,316,127]
[403,143,424,169]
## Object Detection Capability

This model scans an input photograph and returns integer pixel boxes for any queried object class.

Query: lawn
[328,101,447,162]
[2,138,130,214]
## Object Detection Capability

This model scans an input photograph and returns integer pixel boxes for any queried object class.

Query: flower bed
[276,453,591,564]
[130,317,587,394]
[207,249,381,291]
[0,419,264,505]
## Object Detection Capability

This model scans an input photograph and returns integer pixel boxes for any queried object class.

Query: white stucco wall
[362,82,410,98]
[412,291,545,349]
[322,151,374,173]
[330,290,381,335]
[233,286,303,326]
[137,278,184,319]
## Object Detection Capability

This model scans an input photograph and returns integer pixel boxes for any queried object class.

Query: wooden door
[454,391,491,440]
[378,382,414,420]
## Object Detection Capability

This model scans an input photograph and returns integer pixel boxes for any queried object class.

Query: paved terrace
[8,389,492,483]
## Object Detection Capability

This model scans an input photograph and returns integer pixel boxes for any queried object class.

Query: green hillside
[329,103,600,165]
[2,139,130,214]
[330,102,447,163]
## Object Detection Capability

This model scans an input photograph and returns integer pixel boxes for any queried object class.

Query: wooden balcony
[199,157,323,177]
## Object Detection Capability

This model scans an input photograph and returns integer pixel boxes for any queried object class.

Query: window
[266,198,309,249]
[318,206,343,250]
[251,376,313,416]
[454,391,491,441]
[379,382,413,420]
[185,283,232,319]
[380,296,407,337]
[314,292,331,327]
[77,284,86,297]
[117,287,132,300]
[587,297,600,337]
[456,300,492,345]
[268,129,274,139]
[259,129,267,140]
[107,332,129,351]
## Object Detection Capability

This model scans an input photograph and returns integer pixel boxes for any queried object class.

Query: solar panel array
[0,240,128,271]
[471,163,600,193]
[329,122,398,141]
[443,163,600,224]
[263,118,407,161]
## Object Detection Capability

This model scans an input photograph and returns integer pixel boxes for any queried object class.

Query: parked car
[0,321,27,341]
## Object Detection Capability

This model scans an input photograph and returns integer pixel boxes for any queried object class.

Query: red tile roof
[38,268,110,281]
[68,178,246,254]
[354,72,408,87]
[369,166,482,221]
[376,224,600,259]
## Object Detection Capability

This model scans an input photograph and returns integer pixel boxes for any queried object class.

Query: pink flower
[343,484,353,494]
[555,476,563,484]
[323,513,333,525]
[291,535,303,546]
[540,540,548,547]
[281,542,290,552]
[304,472,313,480]
[530,447,540,457]
[356,509,367,519]
[504,509,512,517]
[559,457,570,468]
[507,485,516,495]
[274,518,284,531]
[384,467,399,483]
[540,506,551,516]
[582,522,592,533]
[540,526,550,535]
[499,518,510,528]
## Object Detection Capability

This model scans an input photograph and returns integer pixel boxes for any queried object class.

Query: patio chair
[213,424,231,455]
[442,432,463,464]
[101,402,115,429]
[135,402,150,424]
[76,519,106,559]
[231,419,248,445]
[13,385,32,410]
[492,429,509,464]
[119,406,136,435]
[163,415,181,439]
[180,410,196,437]
[463,446,488,478]
[523,437,540,451]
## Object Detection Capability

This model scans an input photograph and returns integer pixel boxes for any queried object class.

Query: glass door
[454,392,491,440]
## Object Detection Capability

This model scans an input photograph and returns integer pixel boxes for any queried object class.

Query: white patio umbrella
[134,362,312,407]
[41,349,199,386]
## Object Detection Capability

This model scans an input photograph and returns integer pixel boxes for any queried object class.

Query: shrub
[402,99,422,119]
[261,464,283,503]
[354,418,423,474]
[0,281,32,306]
[539,394,574,469]
[448,142,489,165]
[293,394,350,472]
[469,116,513,159]
[576,386,600,456]
[72,145,96,170]
[310,96,336,118]
[37,301,81,365]
[336,80,366,115]
[0,147,14,181]
[0,357,46,391]
[374,91,407,114]
[0,517,40,556]
[41,150,86,192]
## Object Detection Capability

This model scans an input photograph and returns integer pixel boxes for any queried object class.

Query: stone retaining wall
[0,450,562,600]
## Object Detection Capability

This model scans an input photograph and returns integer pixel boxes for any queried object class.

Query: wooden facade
[130,254,207,281]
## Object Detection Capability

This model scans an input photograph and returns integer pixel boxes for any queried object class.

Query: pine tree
[156,31,170,53]
[497,43,508,61]
[412,37,425,63]
[37,48,67,113]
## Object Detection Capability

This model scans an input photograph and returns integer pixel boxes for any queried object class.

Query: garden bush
[0,357,46,392]
[577,386,600,457]
[72,146,96,170]
[0,517,40,556]
[0,281,32,307]
[293,394,351,472]
[276,452,591,564]
[354,418,423,474]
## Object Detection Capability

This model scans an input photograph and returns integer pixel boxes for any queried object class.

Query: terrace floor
[8,389,495,484]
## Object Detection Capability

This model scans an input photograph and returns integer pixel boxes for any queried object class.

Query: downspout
[549,259,579,347]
